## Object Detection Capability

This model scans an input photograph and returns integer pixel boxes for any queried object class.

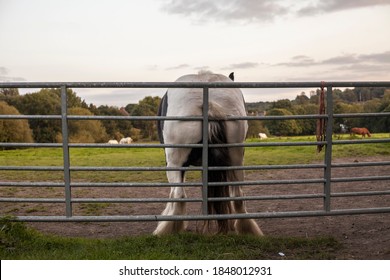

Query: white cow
[258,133,268,139]
[107,140,118,144]
[119,137,133,144]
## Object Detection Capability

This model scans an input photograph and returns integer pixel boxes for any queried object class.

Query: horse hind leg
[153,148,191,235]
[230,169,263,236]
[231,188,263,235]
[153,184,188,235]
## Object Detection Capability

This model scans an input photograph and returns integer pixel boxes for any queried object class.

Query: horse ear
[228,72,234,81]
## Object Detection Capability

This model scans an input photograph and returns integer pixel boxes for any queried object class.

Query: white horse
[258,133,268,139]
[119,137,133,144]
[154,71,263,236]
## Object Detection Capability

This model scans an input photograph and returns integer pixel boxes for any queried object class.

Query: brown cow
[350,127,371,137]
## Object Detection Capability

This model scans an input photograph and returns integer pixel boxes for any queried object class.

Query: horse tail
[205,102,234,233]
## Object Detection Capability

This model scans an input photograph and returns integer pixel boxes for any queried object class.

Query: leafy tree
[293,104,318,135]
[129,127,141,141]
[271,99,292,110]
[309,90,320,104]
[125,103,137,115]
[375,91,390,133]
[354,87,386,102]
[294,92,310,105]
[360,99,383,132]
[129,96,161,140]
[247,119,268,138]
[3,88,88,143]
[57,107,108,143]
[265,108,301,136]
[90,105,133,140]
[0,101,33,145]
[340,88,358,103]
[246,101,271,113]
[14,89,62,143]
[334,101,364,131]
[0,88,19,97]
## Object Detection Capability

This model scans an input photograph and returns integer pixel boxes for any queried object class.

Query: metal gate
[1,81,390,222]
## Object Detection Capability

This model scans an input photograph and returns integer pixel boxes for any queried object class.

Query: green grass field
[0,134,389,182]
[0,218,340,260]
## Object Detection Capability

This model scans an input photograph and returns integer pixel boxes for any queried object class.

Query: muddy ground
[1,156,389,259]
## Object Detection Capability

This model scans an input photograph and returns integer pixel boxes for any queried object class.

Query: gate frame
[1,81,390,222]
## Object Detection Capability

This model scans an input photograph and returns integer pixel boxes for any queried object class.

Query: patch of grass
[246,134,390,165]
[78,203,111,215]
[25,205,47,213]
[0,218,341,260]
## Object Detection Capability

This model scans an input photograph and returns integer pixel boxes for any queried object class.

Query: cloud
[297,0,390,16]
[193,65,211,71]
[322,51,390,66]
[321,54,360,65]
[162,0,390,23]
[0,66,26,82]
[276,55,316,67]
[166,63,191,70]
[271,50,390,81]
[0,67,8,75]
[161,0,288,23]
[223,62,259,69]
[275,51,390,68]
[360,51,390,64]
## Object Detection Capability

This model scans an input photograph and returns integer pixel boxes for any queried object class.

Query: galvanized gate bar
[201,87,209,215]
[0,198,202,203]
[2,81,390,88]
[323,86,333,212]
[10,207,390,223]
[3,138,390,149]
[331,175,390,183]
[0,181,201,187]
[332,161,390,168]
[2,176,388,187]
[61,86,72,217]
[3,111,390,121]
[2,161,390,172]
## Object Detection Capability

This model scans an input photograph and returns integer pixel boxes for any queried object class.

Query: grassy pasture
[1,134,389,182]
[0,218,340,259]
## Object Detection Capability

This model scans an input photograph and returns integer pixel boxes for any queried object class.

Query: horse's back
[159,72,247,145]
[167,72,246,117]
[175,72,231,83]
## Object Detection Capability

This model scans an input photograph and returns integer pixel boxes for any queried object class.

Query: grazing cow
[258,133,267,139]
[119,137,133,144]
[350,127,371,138]
[107,140,119,144]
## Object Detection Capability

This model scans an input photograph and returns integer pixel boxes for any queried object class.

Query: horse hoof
[153,221,187,235]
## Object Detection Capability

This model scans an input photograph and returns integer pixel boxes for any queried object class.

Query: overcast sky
[1,0,389,106]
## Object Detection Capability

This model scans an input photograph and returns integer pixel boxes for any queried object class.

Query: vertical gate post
[201,87,209,215]
[324,86,334,212]
[61,86,72,217]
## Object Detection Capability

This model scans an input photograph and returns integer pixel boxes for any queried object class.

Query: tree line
[246,87,390,137]
[1,87,389,144]
[0,88,160,144]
